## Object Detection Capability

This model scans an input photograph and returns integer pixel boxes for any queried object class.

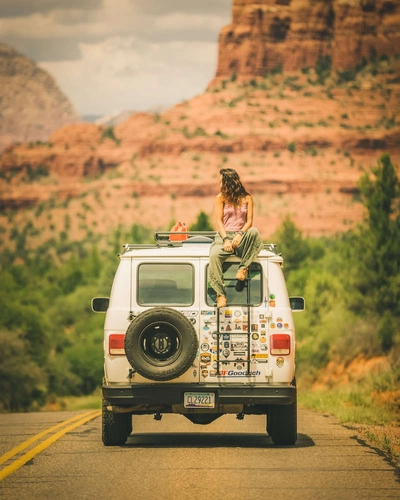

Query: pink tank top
[223,202,248,231]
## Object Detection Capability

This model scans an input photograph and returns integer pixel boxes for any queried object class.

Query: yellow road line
[0,410,97,466]
[0,410,101,482]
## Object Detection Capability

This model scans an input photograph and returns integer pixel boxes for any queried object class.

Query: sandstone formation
[0,44,80,152]
[215,0,400,78]
[0,2,399,241]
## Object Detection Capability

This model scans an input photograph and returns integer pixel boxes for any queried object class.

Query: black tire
[102,397,131,446]
[124,307,198,381]
[268,392,297,446]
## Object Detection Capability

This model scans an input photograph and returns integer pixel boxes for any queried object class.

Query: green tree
[0,330,47,411]
[353,153,400,350]
[274,216,309,275]
[189,211,214,231]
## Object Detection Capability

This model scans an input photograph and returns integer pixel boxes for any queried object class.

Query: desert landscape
[1,0,399,249]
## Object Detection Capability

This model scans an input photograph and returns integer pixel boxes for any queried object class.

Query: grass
[47,390,101,412]
[298,373,400,465]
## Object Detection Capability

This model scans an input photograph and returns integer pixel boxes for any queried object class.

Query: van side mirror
[289,296,305,312]
[91,297,109,312]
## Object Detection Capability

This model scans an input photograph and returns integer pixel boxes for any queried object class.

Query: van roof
[120,233,283,262]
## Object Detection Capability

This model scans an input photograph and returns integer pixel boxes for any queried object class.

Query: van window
[138,263,194,306]
[206,262,262,306]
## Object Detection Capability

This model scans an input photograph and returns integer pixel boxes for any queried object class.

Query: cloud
[0,0,232,114]
[40,36,219,115]
[0,1,230,60]
[134,0,231,16]
[0,0,102,18]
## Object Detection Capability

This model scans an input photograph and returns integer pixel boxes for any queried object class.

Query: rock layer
[215,0,400,78]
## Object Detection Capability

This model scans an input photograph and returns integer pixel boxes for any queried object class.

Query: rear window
[206,262,263,306]
[138,263,194,306]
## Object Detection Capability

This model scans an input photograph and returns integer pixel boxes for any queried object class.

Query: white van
[92,231,304,446]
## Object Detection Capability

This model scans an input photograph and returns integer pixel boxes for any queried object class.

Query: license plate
[184,392,215,408]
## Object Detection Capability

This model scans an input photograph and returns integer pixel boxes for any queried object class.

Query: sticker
[243,323,248,332]
[210,370,217,377]
[259,337,267,344]
[284,323,289,329]
[253,353,268,359]
[201,343,210,351]
[203,325,210,330]
[200,353,211,363]
[201,369,209,378]
[270,323,276,329]
[201,311,213,315]
[269,300,276,307]
[277,317,283,322]
[224,341,230,349]
[261,344,268,351]
[180,311,198,317]
[251,324,258,332]
[260,314,265,320]
[236,364,243,370]
[252,333,259,340]
[218,370,261,377]
[276,357,284,368]
[223,349,230,358]
[226,324,232,332]
[193,370,197,377]
[269,294,276,299]
[225,309,232,319]
[277,323,283,329]
[223,334,230,340]
[234,310,241,317]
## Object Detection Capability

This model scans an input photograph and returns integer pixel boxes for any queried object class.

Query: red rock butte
[215,0,400,78]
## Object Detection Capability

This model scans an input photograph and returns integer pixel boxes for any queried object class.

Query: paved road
[0,408,399,500]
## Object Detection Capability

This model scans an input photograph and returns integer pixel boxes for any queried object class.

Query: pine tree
[354,153,400,350]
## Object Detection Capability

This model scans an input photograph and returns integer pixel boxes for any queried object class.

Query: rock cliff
[0,44,80,152]
[215,0,400,78]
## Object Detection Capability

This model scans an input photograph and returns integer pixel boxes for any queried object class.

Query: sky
[0,0,232,117]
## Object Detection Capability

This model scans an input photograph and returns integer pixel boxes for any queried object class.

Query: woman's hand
[223,238,233,253]
[231,233,242,250]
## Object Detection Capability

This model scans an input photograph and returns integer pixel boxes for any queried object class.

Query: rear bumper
[102,383,296,407]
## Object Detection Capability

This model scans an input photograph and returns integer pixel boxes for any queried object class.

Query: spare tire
[124,307,198,381]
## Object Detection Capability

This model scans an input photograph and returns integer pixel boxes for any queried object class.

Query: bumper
[102,383,296,407]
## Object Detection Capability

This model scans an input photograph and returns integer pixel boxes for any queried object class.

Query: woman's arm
[215,194,226,238]
[242,194,254,232]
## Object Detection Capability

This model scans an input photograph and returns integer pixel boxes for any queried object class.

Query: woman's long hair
[220,168,249,207]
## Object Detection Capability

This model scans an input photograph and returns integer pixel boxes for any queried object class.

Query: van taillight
[109,334,125,355]
[270,334,291,356]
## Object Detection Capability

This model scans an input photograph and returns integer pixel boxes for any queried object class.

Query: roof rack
[154,230,217,242]
[121,231,278,255]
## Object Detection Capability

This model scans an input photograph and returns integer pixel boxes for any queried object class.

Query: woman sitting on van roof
[209,168,264,308]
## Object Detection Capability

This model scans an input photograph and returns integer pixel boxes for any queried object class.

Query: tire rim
[139,321,182,365]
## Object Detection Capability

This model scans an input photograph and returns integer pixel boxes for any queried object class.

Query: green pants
[209,227,264,297]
